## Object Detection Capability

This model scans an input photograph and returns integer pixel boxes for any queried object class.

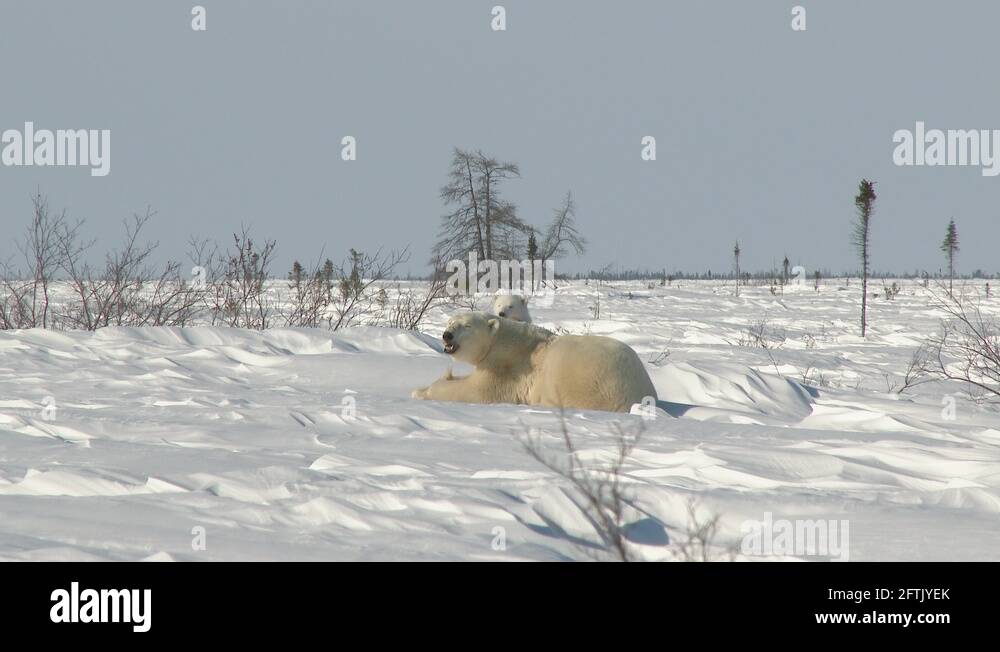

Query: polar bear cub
[490,294,531,323]
[412,312,657,413]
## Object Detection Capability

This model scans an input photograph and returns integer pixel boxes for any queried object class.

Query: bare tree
[852,179,877,337]
[539,191,587,267]
[434,148,531,264]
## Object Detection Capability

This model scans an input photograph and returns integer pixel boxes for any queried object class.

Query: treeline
[564,268,999,283]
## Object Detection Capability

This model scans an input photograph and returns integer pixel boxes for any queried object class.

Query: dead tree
[434,148,531,264]
[539,191,587,269]
[852,179,877,337]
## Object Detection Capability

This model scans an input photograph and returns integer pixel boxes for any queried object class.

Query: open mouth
[443,342,458,354]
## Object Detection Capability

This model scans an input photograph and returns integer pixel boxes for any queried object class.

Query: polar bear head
[441,312,500,365]
[491,294,531,323]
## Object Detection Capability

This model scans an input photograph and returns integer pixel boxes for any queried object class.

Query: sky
[1,0,998,278]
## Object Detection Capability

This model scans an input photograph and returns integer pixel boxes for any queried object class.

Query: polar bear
[490,294,531,323]
[411,312,657,413]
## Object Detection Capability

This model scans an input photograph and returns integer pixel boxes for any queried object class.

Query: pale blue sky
[1,1,998,276]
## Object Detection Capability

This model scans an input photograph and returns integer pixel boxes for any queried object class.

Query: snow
[1,280,999,561]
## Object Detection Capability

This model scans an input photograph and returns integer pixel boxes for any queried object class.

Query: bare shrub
[279,247,443,331]
[201,228,277,330]
[801,365,830,388]
[0,192,88,329]
[3,195,200,331]
[326,247,408,330]
[59,209,202,330]
[921,287,1000,401]
[737,316,786,350]
[881,281,900,300]
[377,276,450,331]
[896,342,935,394]
[674,498,728,562]
[730,315,785,376]
[282,257,335,328]
[518,412,646,562]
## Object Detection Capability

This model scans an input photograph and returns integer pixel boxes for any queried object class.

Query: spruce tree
[852,179,876,337]
[526,232,538,290]
[733,241,741,298]
[940,219,959,296]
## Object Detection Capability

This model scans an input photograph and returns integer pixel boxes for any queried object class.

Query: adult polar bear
[412,312,657,413]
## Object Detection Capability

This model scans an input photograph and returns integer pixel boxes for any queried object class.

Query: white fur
[490,294,531,323]
[412,312,657,413]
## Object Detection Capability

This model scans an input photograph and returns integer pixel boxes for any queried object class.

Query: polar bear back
[531,335,658,412]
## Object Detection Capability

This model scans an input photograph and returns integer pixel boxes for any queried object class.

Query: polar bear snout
[438,313,498,363]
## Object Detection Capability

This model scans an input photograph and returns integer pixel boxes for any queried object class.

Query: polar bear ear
[487,317,500,331]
